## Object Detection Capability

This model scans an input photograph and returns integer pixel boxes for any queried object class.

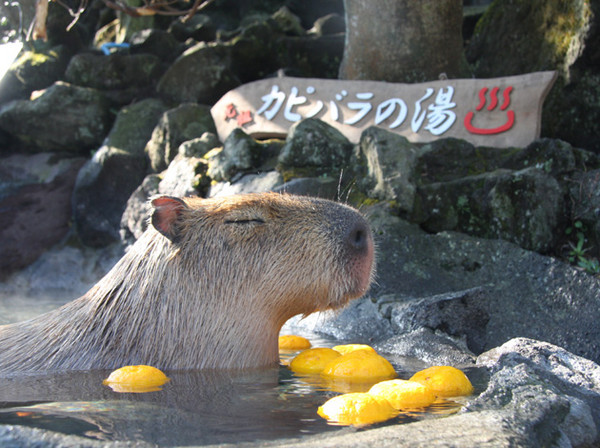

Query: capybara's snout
[344,217,372,257]
[330,208,375,299]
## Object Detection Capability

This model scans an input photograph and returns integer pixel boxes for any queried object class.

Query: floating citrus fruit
[103,365,170,393]
[289,348,341,374]
[368,379,436,409]
[321,350,396,382]
[279,335,312,350]
[332,344,376,355]
[317,392,397,426]
[409,366,473,397]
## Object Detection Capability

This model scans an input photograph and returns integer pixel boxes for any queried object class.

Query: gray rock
[178,132,220,158]
[121,153,207,242]
[353,133,599,255]
[284,297,394,343]
[129,29,184,62]
[388,288,489,354]
[272,6,305,36]
[120,174,160,242]
[544,73,600,154]
[156,42,240,104]
[467,0,591,79]
[64,52,162,91]
[466,0,599,153]
[229,19,281,83]
[73,99,166,247]
[209,171,284,197]
[414,137,515,184]
[207,128,265,182]
[0,154,84,277]
[115,6,155,43]
[168,14,216,42]
[0,81,111,153]
[501,138,581,177]
[357,126,421,211]
[470,338,600,447]
[374,327,476,367]
[0,426,143,448]
[145,103,217,172]
[366,203,600,364]
[95,98,167,155]
[0,45,71,103]
[64,52,163,106]
[73,147,146,247]
[278,33,345,79]
[273,177,340,200]
[158,154,205,198]
[569,168,600,252]
[413,167,564,253]
[278,118,353,178]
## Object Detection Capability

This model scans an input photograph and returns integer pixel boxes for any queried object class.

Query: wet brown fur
[0,193,374,374]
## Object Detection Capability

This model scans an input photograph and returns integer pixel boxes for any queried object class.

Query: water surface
[0,338,484,446]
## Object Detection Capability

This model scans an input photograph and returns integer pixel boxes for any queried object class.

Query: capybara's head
[0,192,376,372]
[150,192,375,319]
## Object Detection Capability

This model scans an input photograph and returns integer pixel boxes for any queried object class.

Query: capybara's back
[0,192,374,373]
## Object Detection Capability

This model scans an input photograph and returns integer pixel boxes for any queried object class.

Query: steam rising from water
[0,243,123,325]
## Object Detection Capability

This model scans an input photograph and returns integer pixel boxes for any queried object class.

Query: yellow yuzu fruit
[321,350,396,382]
[279,334,312,350]
[368,379,436,409]
[332,344,376,355]
[409,366,474,397]
[317,392,397,426]
[289,348,341,374]
[103,365,169,393]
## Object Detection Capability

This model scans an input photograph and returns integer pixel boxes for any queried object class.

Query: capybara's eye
[224,218,265,225]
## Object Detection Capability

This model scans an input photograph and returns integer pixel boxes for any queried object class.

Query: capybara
[0,192,374,373]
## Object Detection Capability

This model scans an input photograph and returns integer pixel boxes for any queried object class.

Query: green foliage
[566,221,600,275]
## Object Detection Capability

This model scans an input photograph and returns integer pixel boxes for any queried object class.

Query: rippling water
[0,333,485,446]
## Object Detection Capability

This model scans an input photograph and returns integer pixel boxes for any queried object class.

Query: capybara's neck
[0,230,287,373]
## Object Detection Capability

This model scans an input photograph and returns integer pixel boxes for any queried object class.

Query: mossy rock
[145,103,217,172]
[206,128,268,182]
[467,0,593,78]
[156,42,240,104]
[542,73,600,154]
[169,14,216,42]
[0,81,111,153]
[466,0,600,154]
[229,19,281,83]
[0,45,71,103]
[413,168,564,253]
[277,118,353,179]
[356,126,420,213]
[416,138,520,185]
[104,98,167,158]
[65,53,162,91]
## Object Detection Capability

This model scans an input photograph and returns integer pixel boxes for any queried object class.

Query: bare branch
[183,0,217,22]
[31,0,220,39]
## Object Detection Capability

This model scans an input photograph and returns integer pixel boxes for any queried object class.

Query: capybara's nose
[345,219,372,255]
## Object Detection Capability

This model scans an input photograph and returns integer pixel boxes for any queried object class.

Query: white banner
[211,72,557,148]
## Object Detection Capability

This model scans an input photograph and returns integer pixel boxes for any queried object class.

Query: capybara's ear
[150,196,188,242]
